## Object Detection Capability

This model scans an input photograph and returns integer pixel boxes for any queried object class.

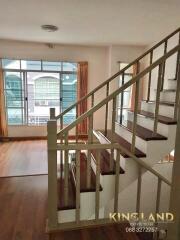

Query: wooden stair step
[51,222,140,240]
[154,88,176,92]
[129,109,177,125]
[137,232,153,240]
[71,152,102,193]
[119,120,167,141]
[143,100,175,107]
[95,130,146,158]
[162,89,176,92]
[57,163,76,210]
[91,149,125,175]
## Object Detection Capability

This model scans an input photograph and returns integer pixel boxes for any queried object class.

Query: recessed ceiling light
[41,25,58,32]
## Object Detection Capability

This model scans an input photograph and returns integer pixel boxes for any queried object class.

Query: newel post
[167,103,180,239]
[47,108,58,229]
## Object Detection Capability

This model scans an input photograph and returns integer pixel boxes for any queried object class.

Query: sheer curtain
[0,68,8,137]
[77,61,88,135]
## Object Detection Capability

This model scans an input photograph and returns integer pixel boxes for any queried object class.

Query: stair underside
[71,152,102,193]
[57,163,76,210]
[98,130,146,158]
[58,153,103,210]
[91,149,125,175]
[119,120,167,141]
[129,110,177,125]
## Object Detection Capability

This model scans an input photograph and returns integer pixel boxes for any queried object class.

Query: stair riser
[141,102,174,118]
[58,191,104,223]
[160,91,176,102]
[127,111,170,137]
[167,80,177,89]
[58,209,75,223]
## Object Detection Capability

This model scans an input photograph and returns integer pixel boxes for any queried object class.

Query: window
[117,63,133,125]
[2,59,77,125]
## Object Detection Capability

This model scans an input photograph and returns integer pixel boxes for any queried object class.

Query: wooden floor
[0,140,152,240]
[0,175,48,240]
[0,140,47,177]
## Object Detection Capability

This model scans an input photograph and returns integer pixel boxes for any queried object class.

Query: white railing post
[153,64,163,134]
[50,108,56,120]
[174,54,180,120]
[136,165,142,213]
[110,97,116,171]
[147,51,153,102]
[47,108,58,229]
[114,149,120,213]
[167,95,180,240]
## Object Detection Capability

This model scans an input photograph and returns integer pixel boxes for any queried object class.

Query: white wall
[142,33,179,100]
[0,40,108,136]
[0,39,145,137]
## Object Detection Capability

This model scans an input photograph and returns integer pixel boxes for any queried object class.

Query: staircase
[47,28,180,240]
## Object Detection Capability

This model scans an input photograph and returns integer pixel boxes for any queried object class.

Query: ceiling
[0,0,179,46]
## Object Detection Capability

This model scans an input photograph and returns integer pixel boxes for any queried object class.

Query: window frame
[1,59,78,126]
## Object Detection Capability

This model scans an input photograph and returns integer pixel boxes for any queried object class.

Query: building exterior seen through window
[2,59,77,125]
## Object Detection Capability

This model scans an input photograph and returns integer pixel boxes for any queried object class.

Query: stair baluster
[119,72,125,125]
[174,52,180,120]
[153,178,162,240]
[105,82,109,136]
[87,114,93,187]
[64,133,69,206]
[136,165,142,213]
[153,64,164,134]
[110,97,117,171]
[175,31,180,80]
[95,149,101,221]
[161,39,168,91]
[76,150,80,223]
[147,51,153,102]
[131,61,140,153]
[75,105,78,143]
[114,149,120,213]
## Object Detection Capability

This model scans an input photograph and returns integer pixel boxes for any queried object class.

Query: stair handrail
[57,142,171,186]
[55,27,180,121]
[58,44,180,137]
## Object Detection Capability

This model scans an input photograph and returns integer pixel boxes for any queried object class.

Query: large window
[2,59,77,125]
